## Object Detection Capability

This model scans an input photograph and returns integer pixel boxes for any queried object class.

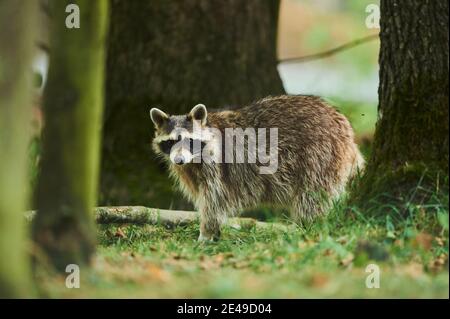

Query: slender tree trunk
[33,0,109,272]
[101,0,284,209]
[0,0,37,298]
[352,0,449,209]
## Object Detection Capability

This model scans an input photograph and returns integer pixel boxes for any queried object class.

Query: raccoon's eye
[158,139,177,155]
[187,138,207,153]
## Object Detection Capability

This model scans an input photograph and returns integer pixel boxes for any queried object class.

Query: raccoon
[150,95,364,241]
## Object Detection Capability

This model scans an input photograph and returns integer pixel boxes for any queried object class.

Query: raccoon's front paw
[197,231,220,242]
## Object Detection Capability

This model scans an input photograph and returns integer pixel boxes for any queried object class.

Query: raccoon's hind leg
[290,191,330,223]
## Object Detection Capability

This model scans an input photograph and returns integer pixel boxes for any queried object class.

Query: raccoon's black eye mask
[157,137,207,155]
[158,139,177,155]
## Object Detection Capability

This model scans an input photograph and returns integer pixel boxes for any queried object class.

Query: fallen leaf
[412,232,433,250]
[114,227,127,239]
[323,249,334,257]
[336,236,349,245]
[232,260,250,269]
[213,254,225,265]
[402,262,423,278]
[298,240,315,249]
[340,253,354,267]
[394,239,404,247]
[170,252,184,260]
[258,265,272,273]
[146,264,170,282]
[428,254,448,273]
[309,273,329,288]
[434,237,445,247]
[275,256,285,266]
[200,259,218,270]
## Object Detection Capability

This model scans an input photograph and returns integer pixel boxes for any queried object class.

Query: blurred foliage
[304,24,332,50]
[280,0,380,56]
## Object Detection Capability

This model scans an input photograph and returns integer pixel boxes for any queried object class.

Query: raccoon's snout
[173,155,186,165]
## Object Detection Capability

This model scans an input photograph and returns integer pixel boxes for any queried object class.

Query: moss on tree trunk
[0,0,37,298]
[351,0,449,211]
[33,0,109,272]
[101,0,285,209]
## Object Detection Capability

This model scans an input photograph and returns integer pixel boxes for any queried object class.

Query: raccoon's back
[208,95,354,144]
[208,95,358,181]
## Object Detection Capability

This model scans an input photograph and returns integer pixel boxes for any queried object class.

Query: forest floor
[38,195,449,298]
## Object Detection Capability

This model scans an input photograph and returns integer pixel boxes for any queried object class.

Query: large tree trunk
[0,0,37,298]
[101,0,284,209]
[33,0,109,272]
[352,0,449,209]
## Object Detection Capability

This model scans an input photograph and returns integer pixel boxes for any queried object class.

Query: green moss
[350,161,449,215]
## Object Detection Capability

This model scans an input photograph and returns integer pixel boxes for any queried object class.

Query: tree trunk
[352,0,449,209]
[0,0,37,298]
[33,0,109,272]
[101,0,284,209]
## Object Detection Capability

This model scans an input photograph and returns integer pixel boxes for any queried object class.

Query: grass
[37,192,449,298]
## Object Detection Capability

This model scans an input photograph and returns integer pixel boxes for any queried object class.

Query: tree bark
[352,0,449,209]
[33,0,109,272]
[101,0,284,209]
[0,0,37,298]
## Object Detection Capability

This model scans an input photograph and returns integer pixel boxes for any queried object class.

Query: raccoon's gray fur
[150,95,364,241]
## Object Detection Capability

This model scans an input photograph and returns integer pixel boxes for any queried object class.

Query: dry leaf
[258,265,271,273]
[309,273,329,288]
[114,227,127,238]
[336,236,349,244]
[233,260,250,269]
[394,239,404,247]
[298,240,315,249]
[402,262,423,278]
[213,253,233,265]
[275,256,285,266]
[340,253,354,267]
[412,232,433,250]
[200,259,218,270]
[323,249,334,257]
[146,264,170,282]
[434,237,445,247]
[428,254,448,273]
[170,252,184,260]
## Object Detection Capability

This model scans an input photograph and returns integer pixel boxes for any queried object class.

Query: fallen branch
[25,206,294,232]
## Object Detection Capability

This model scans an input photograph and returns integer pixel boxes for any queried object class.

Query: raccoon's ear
[189,104,207,125]
[150,108,169,128]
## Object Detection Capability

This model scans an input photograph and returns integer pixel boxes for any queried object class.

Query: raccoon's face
[150,104,211,165]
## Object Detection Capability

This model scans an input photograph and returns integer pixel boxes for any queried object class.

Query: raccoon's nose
[174,155,185,165]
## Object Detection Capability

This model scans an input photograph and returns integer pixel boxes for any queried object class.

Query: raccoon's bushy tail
[351,149,365,180]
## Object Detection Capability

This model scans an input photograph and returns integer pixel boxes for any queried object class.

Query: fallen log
[25,206,295,232]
